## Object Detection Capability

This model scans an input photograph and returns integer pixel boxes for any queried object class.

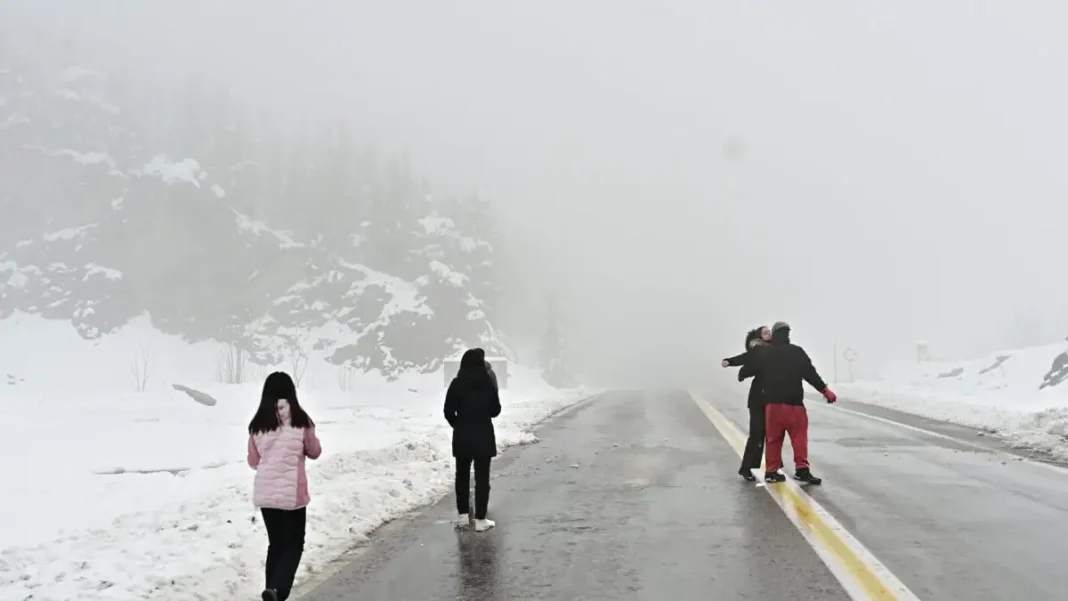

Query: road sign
[842,347,857,383]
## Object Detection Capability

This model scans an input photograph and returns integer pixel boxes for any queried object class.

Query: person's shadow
[454,528,502,601]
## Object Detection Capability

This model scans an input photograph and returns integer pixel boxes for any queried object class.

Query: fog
[6,1,1068,385]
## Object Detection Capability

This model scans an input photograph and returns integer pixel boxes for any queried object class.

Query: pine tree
[539,296,572,387]
[0,31,517,375]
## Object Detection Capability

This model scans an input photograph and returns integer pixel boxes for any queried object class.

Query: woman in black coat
[722,326,771,481]
[444,348,502,531]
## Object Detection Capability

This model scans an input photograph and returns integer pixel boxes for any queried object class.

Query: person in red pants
[749,321,837,484]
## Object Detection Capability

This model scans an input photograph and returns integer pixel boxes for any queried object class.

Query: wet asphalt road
[302,390,1068,601]
[745,397,1068,601]
[302,390,851,601]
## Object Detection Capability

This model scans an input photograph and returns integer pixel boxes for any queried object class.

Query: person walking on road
[247,371,323,601]
[748,322,836,485]
[721,325,772,481]
[445,348,502,532]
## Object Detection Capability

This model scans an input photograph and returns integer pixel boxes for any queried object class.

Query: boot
[794,468,822,485]
[765,471,786,483]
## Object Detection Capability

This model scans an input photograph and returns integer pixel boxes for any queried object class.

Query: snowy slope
[0,51,508,377]
[0,29,569,601]
[0,315,597,601]
[837,338,1068,459]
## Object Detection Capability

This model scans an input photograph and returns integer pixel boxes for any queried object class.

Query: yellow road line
[689,392,923,601]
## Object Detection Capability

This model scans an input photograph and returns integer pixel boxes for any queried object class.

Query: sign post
[916,341,930,364]
[843,347,857,384]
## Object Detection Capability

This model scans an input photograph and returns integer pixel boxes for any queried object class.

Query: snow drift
[837,338,1068,460]
[0,315,597,601]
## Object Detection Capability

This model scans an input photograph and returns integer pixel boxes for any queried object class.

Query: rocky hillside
[0,41,507,378]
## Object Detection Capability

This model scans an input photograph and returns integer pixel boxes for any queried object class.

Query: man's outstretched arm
[799,348,836,403]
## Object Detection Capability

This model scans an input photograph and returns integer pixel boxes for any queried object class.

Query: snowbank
[0,315,597,601]
[837,339,1068,460]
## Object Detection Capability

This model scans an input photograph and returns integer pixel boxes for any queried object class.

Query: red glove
[822,388,837,404]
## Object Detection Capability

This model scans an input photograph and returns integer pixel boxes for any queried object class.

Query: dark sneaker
[738,467,756,482]
[262,589,278,601]
[765,471,786,483]
[794,469,822,485]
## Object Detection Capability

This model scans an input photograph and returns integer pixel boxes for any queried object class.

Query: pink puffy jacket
[247,399,323,510]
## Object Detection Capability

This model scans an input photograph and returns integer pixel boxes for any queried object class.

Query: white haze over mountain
[4,1,1067,384]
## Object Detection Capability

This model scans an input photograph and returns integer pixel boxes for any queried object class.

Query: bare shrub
[337,365,357,391]
[246,362,269,383]
[288,337,310,387]
[130,343,152,392]
[217,342,248,384]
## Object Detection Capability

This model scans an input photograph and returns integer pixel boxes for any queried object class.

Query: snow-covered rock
[0,49,508,377]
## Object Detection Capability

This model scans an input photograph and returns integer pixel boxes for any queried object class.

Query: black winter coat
[444,371,502,458]
[725,343,767,408]
[749,337,828,406]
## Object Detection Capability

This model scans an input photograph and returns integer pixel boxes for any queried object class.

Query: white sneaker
[456,513,471,528]
[474,518,495,532]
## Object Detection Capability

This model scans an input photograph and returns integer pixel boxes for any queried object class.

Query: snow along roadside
[0,389,598,601]
[833,384,1068,463]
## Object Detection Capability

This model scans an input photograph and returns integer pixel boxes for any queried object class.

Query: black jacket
[750,329,828,406]
[444,369,502,458]
[725,343,767,408]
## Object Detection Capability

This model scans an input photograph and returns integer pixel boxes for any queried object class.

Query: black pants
[740,405,766,471]
[261,507,306,601]
[455,456,492,519]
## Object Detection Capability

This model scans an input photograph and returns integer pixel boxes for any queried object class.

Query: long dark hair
[744,327,764,351]
[454,348,491,386]
[248,371,314,434]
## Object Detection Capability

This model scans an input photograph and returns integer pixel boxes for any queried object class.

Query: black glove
[737,371,746,382]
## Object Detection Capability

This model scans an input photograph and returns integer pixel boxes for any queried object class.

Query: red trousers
[764,403,809,472]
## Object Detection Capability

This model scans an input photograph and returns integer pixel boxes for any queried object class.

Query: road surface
[300,390,1068,601]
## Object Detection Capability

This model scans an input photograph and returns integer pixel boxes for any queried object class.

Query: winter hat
[771,321,791,334]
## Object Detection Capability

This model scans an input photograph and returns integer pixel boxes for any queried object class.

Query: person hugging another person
[722,325,772,481]
[748,322,836,485]
[445,348,502,532]
[247,371,322,601]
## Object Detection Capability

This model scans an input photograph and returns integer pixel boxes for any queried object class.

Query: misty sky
[5,0,1068,381]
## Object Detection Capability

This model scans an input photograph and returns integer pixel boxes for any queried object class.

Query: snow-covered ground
[0,314,596,601]
[836,339,1068,460]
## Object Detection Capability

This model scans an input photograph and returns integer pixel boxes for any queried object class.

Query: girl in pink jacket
[247,371,322,601]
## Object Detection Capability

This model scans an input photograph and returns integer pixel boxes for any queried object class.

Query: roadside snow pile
[0,316,598,601]
[838,338,1068,460]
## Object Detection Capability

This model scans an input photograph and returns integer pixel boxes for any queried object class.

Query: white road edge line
[689,392,924,601]
[812,402,1068,475]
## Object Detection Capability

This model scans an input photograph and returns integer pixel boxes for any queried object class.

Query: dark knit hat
[771,321,791,334]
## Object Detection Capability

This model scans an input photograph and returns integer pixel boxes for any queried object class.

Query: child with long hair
[247,371,322,601]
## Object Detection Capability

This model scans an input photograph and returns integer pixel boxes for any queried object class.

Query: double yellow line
[688,392,922,601]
